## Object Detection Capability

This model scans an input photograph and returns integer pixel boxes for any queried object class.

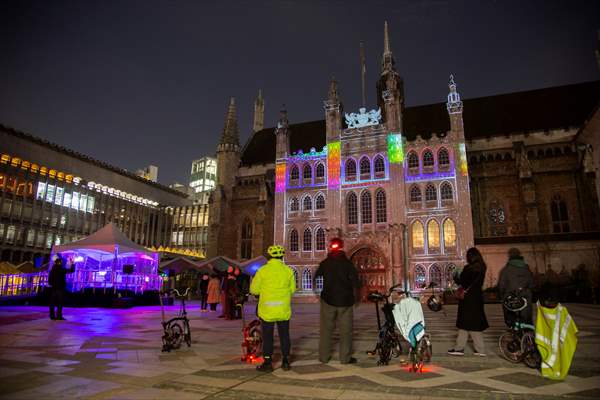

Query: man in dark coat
[48,256,75,320]
[448,247,489,356]
[498,248,534,326]
[198,274,209,312]
[314,237,360,364]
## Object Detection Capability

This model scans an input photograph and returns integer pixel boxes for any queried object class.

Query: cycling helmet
[267,245,285,258]
[427,295,443,312]
[503,293,527,312]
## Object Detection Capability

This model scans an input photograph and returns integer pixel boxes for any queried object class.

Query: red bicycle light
[331,243,339,249]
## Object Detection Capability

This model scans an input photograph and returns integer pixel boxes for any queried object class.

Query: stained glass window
[427,219,440,250]
[415,265,426,288]
[411,220,424,249]
[429,264,442,286]
[443,219,456,248]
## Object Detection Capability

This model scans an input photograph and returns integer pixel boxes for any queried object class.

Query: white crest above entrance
[344,107,382,128]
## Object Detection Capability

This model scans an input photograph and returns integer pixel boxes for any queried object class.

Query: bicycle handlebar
[167,287,191,298]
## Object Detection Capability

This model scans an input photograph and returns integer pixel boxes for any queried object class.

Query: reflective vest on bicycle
[535,302,578,380]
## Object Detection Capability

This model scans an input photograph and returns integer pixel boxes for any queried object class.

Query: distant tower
[273,104,291,245]
[377,21,404,132]
[324,77,343,233]
[253,89,265,132]
[446,75,474,251]
[207,97,241,258]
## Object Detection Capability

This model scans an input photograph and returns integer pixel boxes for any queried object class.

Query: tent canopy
[195,255,267,276]
[52,222,154,259]
[159,257,213,274]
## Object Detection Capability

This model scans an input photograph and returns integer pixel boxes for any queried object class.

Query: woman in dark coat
[448,247,489,356]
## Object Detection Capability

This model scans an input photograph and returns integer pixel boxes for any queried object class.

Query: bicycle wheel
[169,322,184,350]
[521,331,541,369]
[184,320,192,347]
[499,331,522,363]
[248,326,262,357]
[377,334,392,365]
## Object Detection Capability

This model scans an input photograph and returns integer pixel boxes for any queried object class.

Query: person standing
[314,237,360,364]
[207,273,221,312]
[250,245,295,372]
[225,269,238,320]
[198,274,209,312]
[448,247,489,356]
[498,248,534,327]
[48,255,75,320]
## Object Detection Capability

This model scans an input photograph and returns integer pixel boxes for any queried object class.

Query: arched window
[410,185,422,203]
[290,165,299,182]
[361,191,372,224]
[411,220,424,249]
[303,164,312,181]
[241,218,253,259]
[427,219,440,251]
[289,229,299,252]
[551,194,570,233]
[290,266,299,289]
[315,194,325,210]
[445,263,456,288]
[438,148,450,169]
[429,264,442,287]
[488,200,507,236]
[423,150,434,167]
[303,196,312,211]
[303,228,312,251]
[425,184,437,202]
[316,163,325,178]
[345,159,357,181]
[289,197,299,212]
[443,219,456,249]
[440,182,453,201]
[347,192,358,225]
[302,269,313,291]
[415,265,426,289]
[360,157,371,179]
[315,228,326,250]
[408,151,419,170]
[374,155,385,178]
[375,189,387,223]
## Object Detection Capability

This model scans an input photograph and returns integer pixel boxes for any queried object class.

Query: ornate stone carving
[344,107,382,128]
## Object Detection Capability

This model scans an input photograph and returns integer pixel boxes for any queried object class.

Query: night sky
[1,0,599,186]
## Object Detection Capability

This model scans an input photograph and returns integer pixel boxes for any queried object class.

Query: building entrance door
[350,247,387,302]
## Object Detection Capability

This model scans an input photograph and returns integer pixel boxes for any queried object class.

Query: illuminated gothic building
[211,24,600,297]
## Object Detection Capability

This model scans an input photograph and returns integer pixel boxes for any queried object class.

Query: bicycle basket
[503,293,527,312]
[426,295,443,312]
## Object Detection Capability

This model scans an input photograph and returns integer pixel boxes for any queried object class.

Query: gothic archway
[350,247,387,302]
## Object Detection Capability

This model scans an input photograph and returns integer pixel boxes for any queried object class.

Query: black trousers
[261,319,290,360]
[200,292,208,309]
[49,289,64,318]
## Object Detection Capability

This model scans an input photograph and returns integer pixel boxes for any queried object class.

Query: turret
[216,97,240,191]
[376,21,404,132]
[274,105,290,159]
[253,89,265,133]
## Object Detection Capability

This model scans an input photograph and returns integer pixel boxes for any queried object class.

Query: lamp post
[399,223,409,292]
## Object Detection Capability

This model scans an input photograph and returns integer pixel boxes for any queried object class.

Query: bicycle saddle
[368,292,385,302]
[503,292,527,312]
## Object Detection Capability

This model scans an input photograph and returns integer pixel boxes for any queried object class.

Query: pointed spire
[328,76,338,102]
[220,97,240,146]
[381,21,395,74]
[253,89,265,132]
[383,21,391,55]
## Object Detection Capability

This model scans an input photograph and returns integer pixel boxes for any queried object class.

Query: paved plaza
[0,301,599,400]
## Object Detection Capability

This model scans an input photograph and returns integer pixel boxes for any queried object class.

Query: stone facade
[208,23,600,297]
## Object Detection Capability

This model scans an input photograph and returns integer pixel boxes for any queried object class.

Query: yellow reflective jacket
[535,302,578,380]
[249,258,295,322]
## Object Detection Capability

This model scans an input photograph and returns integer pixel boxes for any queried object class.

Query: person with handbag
[448,247,489,356]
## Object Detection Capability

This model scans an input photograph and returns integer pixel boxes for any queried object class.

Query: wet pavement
[0,301,599,399]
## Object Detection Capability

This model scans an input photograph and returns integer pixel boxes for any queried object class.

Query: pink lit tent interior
[51,223,160,293]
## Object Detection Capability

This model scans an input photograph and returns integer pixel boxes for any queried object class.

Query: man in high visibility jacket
[250,245,296,372]
[535,301,578,380]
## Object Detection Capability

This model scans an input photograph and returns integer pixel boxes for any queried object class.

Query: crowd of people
[46,240,568,375]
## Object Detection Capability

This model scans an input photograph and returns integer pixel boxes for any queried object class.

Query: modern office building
[190,157,217,194]
[135,165,158,182]
[0,124,209,264]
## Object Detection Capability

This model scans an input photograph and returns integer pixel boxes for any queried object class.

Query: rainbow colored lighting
[275,163,286,193]
[457,143,468,176]
[327,141,341,189]
[387,133,404,164]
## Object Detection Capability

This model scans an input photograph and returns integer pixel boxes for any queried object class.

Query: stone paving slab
[0,303,599,399]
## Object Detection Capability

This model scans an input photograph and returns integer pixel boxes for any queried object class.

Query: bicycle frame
[160,288,192,352]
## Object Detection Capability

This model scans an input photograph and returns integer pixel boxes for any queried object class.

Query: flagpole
[360,41,366,108]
